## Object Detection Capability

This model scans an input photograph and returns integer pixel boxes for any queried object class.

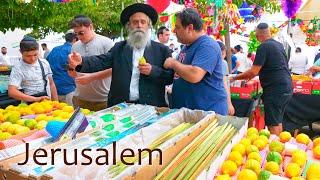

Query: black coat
[77,40,174,107]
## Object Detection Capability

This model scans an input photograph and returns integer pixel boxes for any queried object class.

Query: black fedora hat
[120,3,158,26]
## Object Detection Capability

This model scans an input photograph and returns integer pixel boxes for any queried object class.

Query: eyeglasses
[75,31,85,36]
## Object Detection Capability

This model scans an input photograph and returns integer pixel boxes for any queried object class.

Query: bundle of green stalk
[108,122,194,177]
[155,121,236,180]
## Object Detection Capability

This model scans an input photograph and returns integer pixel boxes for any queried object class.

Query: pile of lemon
[0,100,91,141]
[215,127,320,180]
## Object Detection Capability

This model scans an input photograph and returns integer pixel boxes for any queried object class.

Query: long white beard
[127,28,151,49]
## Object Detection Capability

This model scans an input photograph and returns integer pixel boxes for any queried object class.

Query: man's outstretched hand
[68,52,83,69]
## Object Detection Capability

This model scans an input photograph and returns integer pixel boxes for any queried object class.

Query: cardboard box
[292,81,312,95]
[123,115,248,180]
[312,81,320,95]
[230,79,261,99]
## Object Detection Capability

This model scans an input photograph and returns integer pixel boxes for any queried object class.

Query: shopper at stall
[0,47,11,65]
[288,47,308,75]
[163,8,228,115]
[157,26,170,45]
[47,30,78,106]
[68,3,173,107]
[69,15,114,111]
[235,45,251,73]
[308,58,320,78]
[230,23,293,135]
[41,43,51,59]
[217,41,235,115]
[8,36,58,102]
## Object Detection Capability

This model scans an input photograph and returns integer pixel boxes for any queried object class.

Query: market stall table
[283,94,320,132]
[231,96,261,117]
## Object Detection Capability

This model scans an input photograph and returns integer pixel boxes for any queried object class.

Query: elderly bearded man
[68,3,174,107]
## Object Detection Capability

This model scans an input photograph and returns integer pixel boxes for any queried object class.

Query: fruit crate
[121,113,248,180]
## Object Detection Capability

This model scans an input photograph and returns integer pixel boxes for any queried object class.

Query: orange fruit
[306,163,320,180]
[296,133,310,145]
[232,143,246,156]
[244,159,261,174]
[228,151,243,166]
[221,160,238,176]
[285,163,301,178]
[313,146,320,159]
[237,169,258,180]
[279,131,292,143]
[265,161,280,175]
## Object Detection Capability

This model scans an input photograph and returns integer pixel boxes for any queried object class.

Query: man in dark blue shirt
[47,30,78,105]
[230,23,293,135]
[164,8,228,115]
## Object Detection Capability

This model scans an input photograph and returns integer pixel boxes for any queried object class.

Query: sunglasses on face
[75,31,85,36]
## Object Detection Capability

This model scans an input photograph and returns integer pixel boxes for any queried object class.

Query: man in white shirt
[234,45,251,73]
[68,3,173,107]
[289,47,308,75]
[0,47,11,65]
[68,15,114,111]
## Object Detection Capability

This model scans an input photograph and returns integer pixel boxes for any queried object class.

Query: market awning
[296,0,320,20]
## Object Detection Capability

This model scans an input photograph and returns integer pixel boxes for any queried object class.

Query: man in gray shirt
[69,15,114,111]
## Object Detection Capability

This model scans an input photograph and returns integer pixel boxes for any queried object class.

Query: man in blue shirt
[47,30,78,105]
[164,8,228,115]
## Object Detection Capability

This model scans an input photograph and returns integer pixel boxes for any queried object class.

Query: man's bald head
[255,23,271,42]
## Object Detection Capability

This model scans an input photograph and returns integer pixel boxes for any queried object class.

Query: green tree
[0,0,142,39]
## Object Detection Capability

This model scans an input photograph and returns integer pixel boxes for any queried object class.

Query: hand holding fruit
[34,96,50,102]
[138,57,152,75]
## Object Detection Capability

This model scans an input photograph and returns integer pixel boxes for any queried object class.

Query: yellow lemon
[62,105,74,113]
[237,169,257,180]
[285,163,301,178]
[240,138,251,146]
[244,159,261,175]
[247,127,259,136]
[292,149,307,167]
[306,163,320,180]
[35,114,47,122]
[296,133,310,145]
[52,110,63,117]
[248,152,262,163]
[265,161,280,175]
[246,145,259,155]
[313,137,320,147]
[279,131,292,143]
[215,174,231,180]
[253,139,266,150]
[232,143,246,156]
[221,160,238,176]
[228,151,243,166]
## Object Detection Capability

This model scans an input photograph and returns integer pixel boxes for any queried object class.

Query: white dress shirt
[289,53,308,75]
[130,47,145,101]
